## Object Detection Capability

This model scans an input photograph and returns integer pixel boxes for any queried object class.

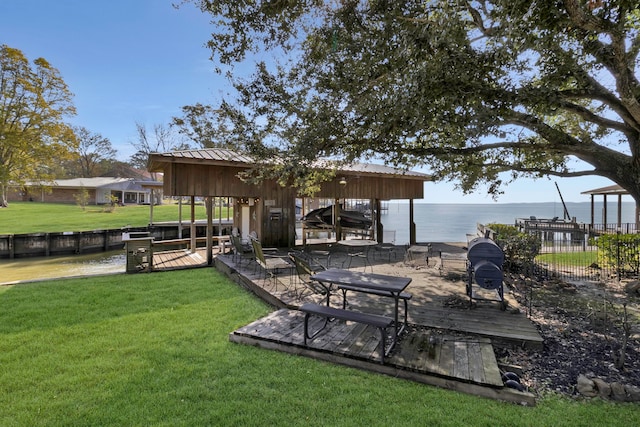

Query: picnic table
[310,268,412,353]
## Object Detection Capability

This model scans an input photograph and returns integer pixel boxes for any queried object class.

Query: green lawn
[0,201,233,234]
[536,250,598,267]
[1,269,638,426]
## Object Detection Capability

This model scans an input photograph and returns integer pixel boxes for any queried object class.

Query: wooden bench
[299,303,393,363]
[337,285,412,328]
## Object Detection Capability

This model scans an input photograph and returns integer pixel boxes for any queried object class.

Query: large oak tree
[180,0,640,218]
[0,45,76,206]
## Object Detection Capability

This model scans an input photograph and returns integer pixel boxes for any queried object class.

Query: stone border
[577,374,640,402]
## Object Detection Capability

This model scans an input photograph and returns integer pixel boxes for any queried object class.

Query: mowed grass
[536,251,598,267]
[1,269,638,426]
[0,201,232,234]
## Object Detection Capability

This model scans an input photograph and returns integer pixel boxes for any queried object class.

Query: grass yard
[536,250,599,267]
[1,269,638,426]
[0,201,233,234]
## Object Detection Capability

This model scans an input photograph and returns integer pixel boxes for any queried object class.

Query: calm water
[0,250,125,284]
[381,201,637,245]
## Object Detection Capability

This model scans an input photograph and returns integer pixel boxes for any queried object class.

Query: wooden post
[618,194,622,230]
[375,199,383,243]
[206,196,213,265]
[8,234,14,259]
[178,198,183,239]
[149,189,154,224]
[590,194,595,230]
[603,194,608,230]
[190,196,196,253]
[409,199,416,245]
[302,197,307,246]
[218,197,224,253]
[335,199,342,240]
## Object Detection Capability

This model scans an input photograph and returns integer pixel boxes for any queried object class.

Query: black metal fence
[524,223,639,282]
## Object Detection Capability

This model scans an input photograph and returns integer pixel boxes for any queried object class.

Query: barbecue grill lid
[467,237,504,265]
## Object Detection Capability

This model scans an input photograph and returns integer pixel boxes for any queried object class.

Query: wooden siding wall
[164,164,425,200]
[315,176,424,200]
[256,182,296,248]
[161,162,425,247]
[165,163,296,247]
[166,164,261,198]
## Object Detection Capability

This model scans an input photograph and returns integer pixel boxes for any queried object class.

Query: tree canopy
[0,44,76,205]
[129,122,187,179]
[72,126,117,177]
[180,0,640,206]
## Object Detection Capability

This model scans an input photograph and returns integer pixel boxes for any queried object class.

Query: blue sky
[1,0,623,204]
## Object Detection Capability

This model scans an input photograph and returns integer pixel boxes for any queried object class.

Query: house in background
[9,177,163,205]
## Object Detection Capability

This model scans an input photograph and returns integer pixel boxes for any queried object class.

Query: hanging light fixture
[339,177,347,185]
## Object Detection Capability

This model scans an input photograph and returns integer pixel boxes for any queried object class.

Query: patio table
[310,268,412,353]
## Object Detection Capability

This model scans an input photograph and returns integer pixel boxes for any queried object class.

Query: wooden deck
[213,246,541,405]
[151,248,211,271]
[230,308,534,405]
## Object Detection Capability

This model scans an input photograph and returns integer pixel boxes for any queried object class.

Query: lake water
[0,250,125,284]
[381,201,637,245]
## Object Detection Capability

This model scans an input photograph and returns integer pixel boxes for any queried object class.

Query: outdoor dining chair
[250,238,293,291]
[230,234,254,267]
[288,251,330,302]
[374,230,397,261]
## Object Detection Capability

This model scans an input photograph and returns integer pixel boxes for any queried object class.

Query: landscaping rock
[624,384,640,401]
[592,378,611,399]
[577,374,598,397]
[610,382,628,402]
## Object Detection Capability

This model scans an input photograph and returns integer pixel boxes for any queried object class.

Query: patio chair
[288,251,330,302]
[374,230,397,261]
[230,234,254,267]
[251,238,293,290]
[306,244,333,269]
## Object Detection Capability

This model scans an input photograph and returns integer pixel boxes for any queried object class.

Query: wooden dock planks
[152,249,208,271]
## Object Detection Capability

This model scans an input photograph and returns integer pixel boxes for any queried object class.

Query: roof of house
[20,177,162,191]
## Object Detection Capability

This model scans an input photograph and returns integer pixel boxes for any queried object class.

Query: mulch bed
[496,275,640,398]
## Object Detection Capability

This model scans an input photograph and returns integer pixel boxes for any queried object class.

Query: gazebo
[580,184,638,232]
[148,148,431,263]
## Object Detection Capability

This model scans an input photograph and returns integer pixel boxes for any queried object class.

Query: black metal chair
[288,251,331,303]
[251,238,292,290]
[230,234,253,267]
[374,230,397,261]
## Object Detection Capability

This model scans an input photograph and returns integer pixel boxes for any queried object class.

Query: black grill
[466,238,506,309]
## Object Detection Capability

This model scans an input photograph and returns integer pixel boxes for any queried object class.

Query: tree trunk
[0,186,7,207]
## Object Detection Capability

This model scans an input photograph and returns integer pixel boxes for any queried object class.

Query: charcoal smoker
[466,237,506,310]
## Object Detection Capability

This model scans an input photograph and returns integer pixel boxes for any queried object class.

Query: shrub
[590,233,640,277]
[73,187,90,210]
[487,223,541,273]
